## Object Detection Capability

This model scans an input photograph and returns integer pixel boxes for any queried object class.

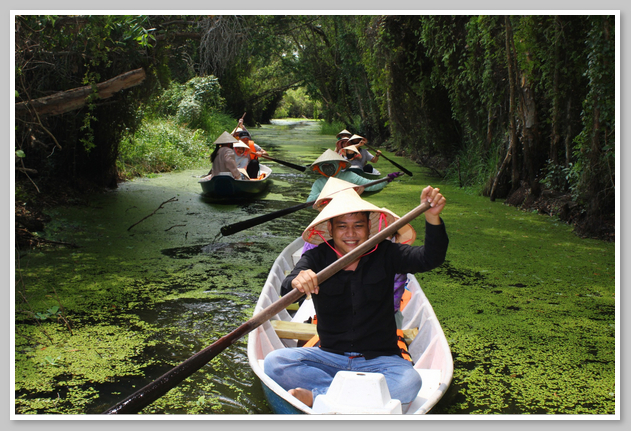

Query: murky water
[15,120,334,415]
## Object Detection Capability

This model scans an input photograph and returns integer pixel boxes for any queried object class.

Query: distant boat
[199,165,272,199]
[247,237,454,415]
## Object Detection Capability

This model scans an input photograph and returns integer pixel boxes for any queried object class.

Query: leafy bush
[117,111,236,179]
[445,140,498,194]
[176,97,202,125]
[117,119,211,178]
[540,159,580,197]
[151,76,226,123]
[187,75,224,107]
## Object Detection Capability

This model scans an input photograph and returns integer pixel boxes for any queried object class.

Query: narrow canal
[15,120,336,414]
[14,119,617,416]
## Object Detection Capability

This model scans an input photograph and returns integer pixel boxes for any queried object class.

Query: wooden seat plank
[271,320,419,344]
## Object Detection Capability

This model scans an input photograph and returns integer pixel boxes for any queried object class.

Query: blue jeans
[263,347,422,404]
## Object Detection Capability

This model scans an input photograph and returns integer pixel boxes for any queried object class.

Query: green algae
[14,120,616,416]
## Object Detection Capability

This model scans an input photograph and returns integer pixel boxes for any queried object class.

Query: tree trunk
[564,98,572,168]
[490,140,511,201]
[550,17,562,165]
[15,68,146,118]
[504,16,520,195]
[518,73,539,195]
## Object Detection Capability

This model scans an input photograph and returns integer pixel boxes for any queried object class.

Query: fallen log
[15,68,146,118]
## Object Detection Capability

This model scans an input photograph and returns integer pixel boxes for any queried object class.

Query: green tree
[14,15,204,188]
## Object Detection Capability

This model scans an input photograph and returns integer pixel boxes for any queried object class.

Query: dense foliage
[14,14,616,238]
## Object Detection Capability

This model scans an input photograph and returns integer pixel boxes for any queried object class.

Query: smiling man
[263,185,449,409]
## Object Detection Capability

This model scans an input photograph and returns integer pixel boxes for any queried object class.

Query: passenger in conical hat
[207,131,242,179]
[264,185,448,408]
[347,134,382,173]
[312,176,366,211]
[336,129,352,140]
[306,149,403,202]
[302,188,416,247]
[309,177,415,324]
[338,144,361,164]
[233,141,251,170]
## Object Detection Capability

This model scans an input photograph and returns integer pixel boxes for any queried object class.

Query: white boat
[247,237,453,414]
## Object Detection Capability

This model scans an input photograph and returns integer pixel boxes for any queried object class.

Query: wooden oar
[102,200,432,414]
[259,154,307,172]
[220,177,392,236]
[364,144,413,177]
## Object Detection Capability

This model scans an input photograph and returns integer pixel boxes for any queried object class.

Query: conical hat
[313,177,365,210]
[348,134,366,145]
[214,131,239,145]
[302,188,416,245]
[340,144,360,155]
[309,149,351,169]
[233,141,249,149]
[336,129,352,139]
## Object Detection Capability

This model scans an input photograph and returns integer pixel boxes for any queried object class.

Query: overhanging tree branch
[15,68,147,118]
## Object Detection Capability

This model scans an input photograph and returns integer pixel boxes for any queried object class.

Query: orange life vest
[397,329,412,362]
[248,141,258,160]
[400,288,412,312]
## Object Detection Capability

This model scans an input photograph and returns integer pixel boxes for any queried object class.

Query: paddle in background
[363,143,413,177]
[102,199,431,414]
[220,176,400,236]
[259,153,307,172]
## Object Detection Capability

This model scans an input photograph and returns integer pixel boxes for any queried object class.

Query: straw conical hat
[348,134,366,145]
[302,188,416,245]
[336,129,352,139]
[340,144,360,155]
[309,149,351,169]
[214,131,239,145]
[233,141,250,149]
[313,177,365,210]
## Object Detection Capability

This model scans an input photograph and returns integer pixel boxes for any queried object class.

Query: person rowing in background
[237,130,268,179]
[231,117,268,178]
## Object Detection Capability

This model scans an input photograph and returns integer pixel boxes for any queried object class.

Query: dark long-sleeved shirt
[281,221,448,359]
